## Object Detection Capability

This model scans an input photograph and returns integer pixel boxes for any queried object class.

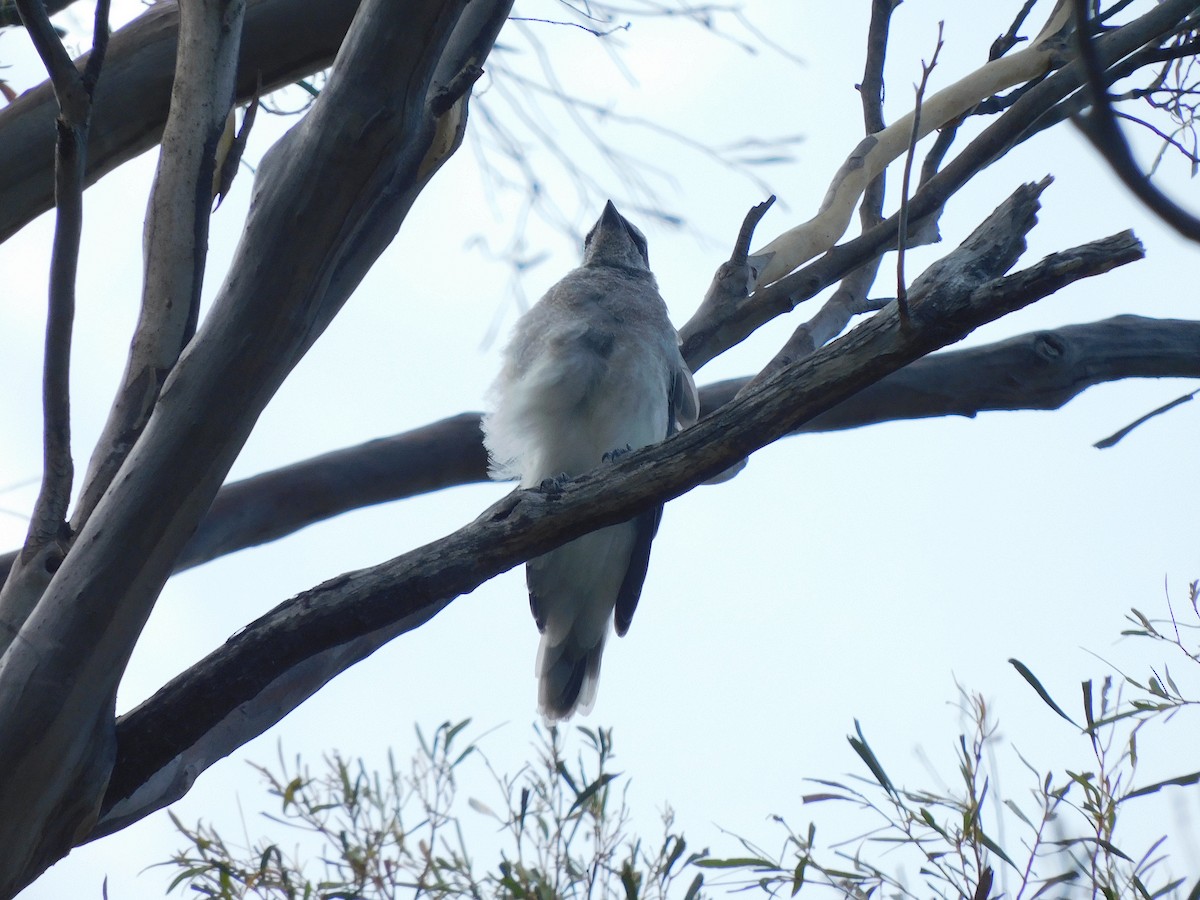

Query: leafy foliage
[165,721,704,899]
[167,580,1200,899]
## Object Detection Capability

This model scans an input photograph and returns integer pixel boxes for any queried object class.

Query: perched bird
[483,201,699,720]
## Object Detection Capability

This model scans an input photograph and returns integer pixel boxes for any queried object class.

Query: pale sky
[3,1,1199,896]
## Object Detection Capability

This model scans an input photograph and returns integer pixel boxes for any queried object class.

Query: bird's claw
[538,473,570,494]
[601,444,633,464]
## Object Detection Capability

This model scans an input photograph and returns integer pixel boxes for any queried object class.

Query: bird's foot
[601,444,633,464]
[538,473,571,494]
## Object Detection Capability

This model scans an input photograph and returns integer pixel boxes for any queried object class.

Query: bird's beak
[600,199,622,228]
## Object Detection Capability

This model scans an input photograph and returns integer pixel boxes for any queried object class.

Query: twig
[1094,389,1197,449]
[990,0,1038,61]
[1071,0,1200,243]
[730,195,775,268]
[897,22,945,327]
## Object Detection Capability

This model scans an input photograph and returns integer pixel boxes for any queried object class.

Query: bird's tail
[536,631,606,721]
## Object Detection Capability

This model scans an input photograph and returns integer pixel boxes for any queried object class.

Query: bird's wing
[671,363,700,431]
[614,506,661,636]
[615,359,691,637]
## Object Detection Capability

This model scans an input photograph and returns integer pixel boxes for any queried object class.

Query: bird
[483,201,699,720]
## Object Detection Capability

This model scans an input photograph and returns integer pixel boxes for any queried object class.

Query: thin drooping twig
[9,0,110,558]
[897,21,945,325]
[1094,389,1198,449]
[1072,0,1200,243]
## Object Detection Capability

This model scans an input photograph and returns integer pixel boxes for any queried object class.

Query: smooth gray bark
[0,0,512,893]
[0,0,360,243]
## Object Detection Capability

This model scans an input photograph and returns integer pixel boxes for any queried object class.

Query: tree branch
[679,0,1199,372]
[0,0,365,243]
[0,315,1192,588]
[0,0,75,27]
[72,0,247,532]
[0,0,514,893]
[749,0,1074,287]
[746,0,898,386]
[0,0,109,646]
[93,185,1145,838]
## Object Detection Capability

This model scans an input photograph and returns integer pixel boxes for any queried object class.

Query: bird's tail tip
[536,635,606,721]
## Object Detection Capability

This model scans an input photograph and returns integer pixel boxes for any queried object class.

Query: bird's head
[581,200,651,273]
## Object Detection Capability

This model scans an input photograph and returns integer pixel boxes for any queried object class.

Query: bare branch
[72,0,248,532]
[897,23,945,325]
[95,190,1145,836]
[0,0,110,646]
[746,0,898,385]
[0,0,74,26]
[0,312,1192,590]
[1094,388,1198,449]
[0,1,514,892]
[751,0,1074,287]
[681,197,777,358]
[991,0,1039,61]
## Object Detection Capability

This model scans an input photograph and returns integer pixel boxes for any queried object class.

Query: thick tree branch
[0,0,364,243]
[0,0,513,893]
[91,184,1144,836]
[0,0,111,882]
[0,316,1192,587]
[72,0,247,531]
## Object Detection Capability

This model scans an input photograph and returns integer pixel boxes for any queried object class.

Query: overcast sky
[3,0,1199,896]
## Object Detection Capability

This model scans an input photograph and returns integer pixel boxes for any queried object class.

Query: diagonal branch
[94,184,1145,838]
[0,314,1193,586]
[72,0,248,532]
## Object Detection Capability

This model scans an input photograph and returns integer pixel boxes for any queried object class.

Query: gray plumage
[483,201,699,720]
